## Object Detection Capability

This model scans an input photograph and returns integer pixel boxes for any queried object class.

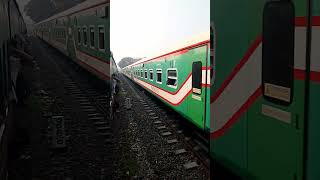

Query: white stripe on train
[210,27,320,135]
[124,69,210,105]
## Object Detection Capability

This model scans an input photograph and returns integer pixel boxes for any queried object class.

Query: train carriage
[122,33,211,132]
[1,0,27,178]
[211,0,320,179]
[34,0,113,84]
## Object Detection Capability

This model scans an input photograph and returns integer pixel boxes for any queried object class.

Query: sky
[110,0,210,63]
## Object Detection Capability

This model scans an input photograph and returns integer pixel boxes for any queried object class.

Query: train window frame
[83,26,88,46]
[166,68,178,89]
[149,69,154,81]
[262,0,295,105]
[105,6,110,19]
[144,69,148,79]
[89,26,95,49]
[98,26,105,51]
[156,69,162,84]
[192,61,202,94]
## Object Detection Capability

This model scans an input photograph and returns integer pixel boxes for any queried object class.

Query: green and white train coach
[211,0,320,179]
[34,0,116,84]
[122,34,211,133]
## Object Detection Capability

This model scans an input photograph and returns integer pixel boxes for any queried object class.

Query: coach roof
[36,0,109,25]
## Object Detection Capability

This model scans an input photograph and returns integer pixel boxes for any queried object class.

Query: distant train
[122,34,211,132]
[34,0,116,85]
[0,0,27,178]
[211,0,320,180]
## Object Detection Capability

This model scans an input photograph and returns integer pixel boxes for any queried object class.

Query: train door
[189,58,206,130]
[247,1,308,179]
[306,2,320,179]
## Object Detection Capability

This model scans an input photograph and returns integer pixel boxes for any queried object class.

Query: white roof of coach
[126,31,210,69]
[36,0,109,25]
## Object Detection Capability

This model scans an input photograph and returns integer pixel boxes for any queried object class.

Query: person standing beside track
[111,73,121,117]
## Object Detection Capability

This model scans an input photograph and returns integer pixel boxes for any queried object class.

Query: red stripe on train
[210,87,262,139]
[210,35,262,104]
[128,40,210,67]
[311,71,320,82]
[295,16,320,26]
[78,50,110,64]
[77,59,109,80]
[137,80,193,106]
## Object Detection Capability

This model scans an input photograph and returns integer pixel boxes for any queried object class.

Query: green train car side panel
[130,45,209,130]
[211,0,250,96]
[74,16,110,62]
[248,80,305,180]
[210,0,251,174]
[211,115,248,174]
[306,82,320,180]
[35,1,111,83]
[211,0,311,179]
[306,4,320,179]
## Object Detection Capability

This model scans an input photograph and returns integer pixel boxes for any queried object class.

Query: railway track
[30,38,114,179]
[120,73,210,176]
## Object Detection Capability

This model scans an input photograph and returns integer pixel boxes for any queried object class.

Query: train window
[262,0,294,104]
[167,69,178,88]
[156,69,162,84]
[144,70,148,79]
[141,70,143,78]
[74,17,77,25]
[149,69,154,81]
[210,24,215,81]
[77,28,81,44]
[83,27,88,46]
[105,6,110,19]
[0,45,3,101]
[192,61,202,94]
[90,27,95,48]
[98,27,105,50]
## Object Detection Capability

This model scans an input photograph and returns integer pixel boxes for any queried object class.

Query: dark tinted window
[150,70,153,80]
[192,61,202,94]
[83,27,87,45]
[167,69,177,87]
[90,27,95,47]
[99,27,105,49]
[262,1,294,104]
[144,70,147,79]
[105,6,109,19]
[156,69,162,83]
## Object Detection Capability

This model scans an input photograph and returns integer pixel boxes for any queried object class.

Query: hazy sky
[111,0,210,63]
